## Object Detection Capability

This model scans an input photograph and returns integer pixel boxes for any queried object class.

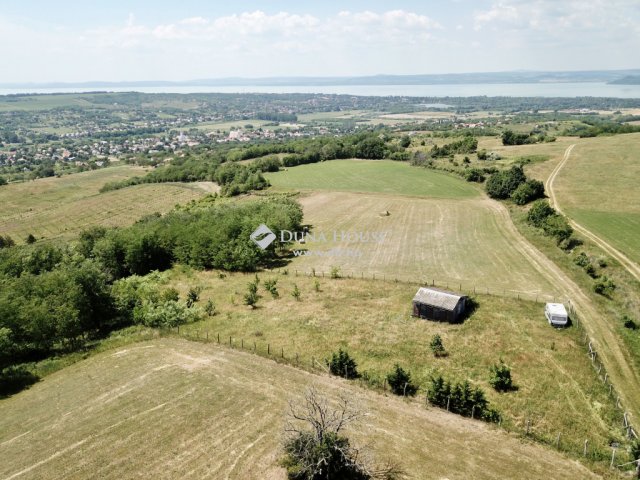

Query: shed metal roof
[413,287,465,311]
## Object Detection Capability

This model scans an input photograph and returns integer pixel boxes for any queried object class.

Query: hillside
[0,338,600,480]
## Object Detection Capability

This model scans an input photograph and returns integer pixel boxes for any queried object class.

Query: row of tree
[0,196,303,395]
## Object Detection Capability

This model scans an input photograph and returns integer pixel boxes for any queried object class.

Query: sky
[1,0,639,83]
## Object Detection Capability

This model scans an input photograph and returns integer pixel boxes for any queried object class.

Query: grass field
[0,166,210,241]
[163,268,622,460]
[289,191,557,294]
[0,337,605,479]
[550,133,640,264]
[265,160,480,198]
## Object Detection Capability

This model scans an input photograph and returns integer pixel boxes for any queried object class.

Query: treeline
[101,156,270,196]
[427,375,501,422]
[254,112,297,122]
[430,135,477,157]
[0,196,302,395]
[502,129,556,146]
[565,119,640,137]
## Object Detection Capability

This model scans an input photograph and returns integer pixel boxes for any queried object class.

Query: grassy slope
[265,159,479,198]
[0,166,209,241]
[264,160,556,294]
[552,133,640,264]
[0,337,602,480]
[165,268,622,459]
[291,191,557,295]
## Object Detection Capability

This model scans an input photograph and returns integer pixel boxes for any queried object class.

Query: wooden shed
[412,287,468,323]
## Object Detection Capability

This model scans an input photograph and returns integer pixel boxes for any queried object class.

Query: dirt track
[546,144,640,282]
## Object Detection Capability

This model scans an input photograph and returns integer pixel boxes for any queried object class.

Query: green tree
[291,284,301,301]
[327,349,360,379]
[430,334,446,357]
[386,365,417,396]
[489,361,514,392]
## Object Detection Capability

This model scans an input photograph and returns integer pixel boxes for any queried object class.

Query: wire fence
[166,319,639,472]
[255,268,568,304]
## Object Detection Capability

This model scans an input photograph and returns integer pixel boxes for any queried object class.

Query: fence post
[217,333,220,344]
[177,325,180,335]
[281,347,284,358]
[446,396,450,411]
[241,339,244,349]
[254,341,257,352]
[584,439,589,457]
[206,331,208,341]
[229,336,232,347]
[556,433,561,448]
[296,353,299,365]
[268,344,270,355]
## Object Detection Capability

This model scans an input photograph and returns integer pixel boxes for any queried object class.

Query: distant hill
[3,69,640,88]
[609,75,640,85]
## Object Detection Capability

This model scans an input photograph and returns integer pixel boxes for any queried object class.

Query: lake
[1,82,640,98]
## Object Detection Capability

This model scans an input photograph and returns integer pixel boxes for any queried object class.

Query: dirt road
[546,144,640,282]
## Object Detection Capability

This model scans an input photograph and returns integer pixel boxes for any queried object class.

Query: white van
[545,303,569,327]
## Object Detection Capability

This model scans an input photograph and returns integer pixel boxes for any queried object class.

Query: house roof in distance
[413,287,465,311]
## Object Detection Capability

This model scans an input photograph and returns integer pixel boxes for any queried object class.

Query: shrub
[427,374,499,422]
[134,300,200,328]
[430,334,446,357]
[510,179,545,205]
[185,286,201,307]
[386,365,417,396]
[485,165,526,199]
[204,299,216,316]
[622,315,637,330]
[330,266,341,279]
[0,365,39,398]
[327,349,360,379]
[25,233,37,244]
[489,361,514,392]
[161,288,180,302]
[264,278,279,298]
[291,284,301,301]
[593,276,616,296]
[464,168,485,183]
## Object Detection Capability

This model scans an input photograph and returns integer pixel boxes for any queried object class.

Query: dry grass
[0,167,209,241]
[164,268,623,461]
[550,133,640,264]
[287,191,558,296]
[0,337,606,479]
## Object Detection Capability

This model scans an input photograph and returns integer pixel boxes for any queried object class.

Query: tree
[430,334,446,357]
[386,365,417,396]
[264,278,279,298]
[186,286,201,308]
[511,179,545,205]
[526,200,556,228]
[244,281,260,308]
[0,176,7,186]
[485,165,526,199]
[0,235,15,249]
[283,387,401,480]
[205,299,216,317]
[25,234,36,244]
[399,136,411,148]
[327,349,360,379]
[489,361,514,392]
[291,284,301,301]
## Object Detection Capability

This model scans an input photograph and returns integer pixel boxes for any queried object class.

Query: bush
[593,276,616,296]
[26,233,37,244]
[489,361,514,392]
[386,365,417,396]
[430,334,446,357]
[330,266,341,279]
[427,374,499,422]
[622,315,637,330]
[510,179,545,205]
[327,349,360,379]
[291,284,301,301]
[0,365,39,398]
[0,235,15,249]
[526,200,556,227]
[133,300,201,328]
[264,278,279,298]
[485,165,526,199]
[186,286,201,307]
[463,168,485,183]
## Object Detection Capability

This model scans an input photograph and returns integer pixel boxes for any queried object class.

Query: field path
[546,144,640,282]
[484,165,640,422]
